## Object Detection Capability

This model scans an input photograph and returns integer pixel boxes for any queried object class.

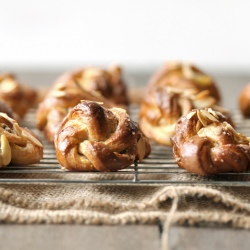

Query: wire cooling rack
[0,106,250,186]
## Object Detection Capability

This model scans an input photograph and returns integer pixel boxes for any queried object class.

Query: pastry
[0,112,43,168]
[139,62,225,146]
[148,61,221,101]
[0,73,38,118]
[73,66,129,106]
[54,101,151,172]
[139,86,228,146]
[36,66,128,143]
[171,108,250,175]
[239,83,250,116]
[0,100,19,121]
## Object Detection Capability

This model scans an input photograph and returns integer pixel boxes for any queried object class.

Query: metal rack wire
[0,106,250,186]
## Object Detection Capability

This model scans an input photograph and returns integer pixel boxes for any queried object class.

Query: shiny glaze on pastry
[0,112,43,167]
[55,101,151,172]
[171,108,250,175]
[36,66,128,143]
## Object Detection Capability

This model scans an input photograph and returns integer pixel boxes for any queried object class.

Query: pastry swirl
[171,108,250,175]
[0,112,43,167]
[54,101,151,172]
[148,62,221,101]
[139,85,226,146]
[36,66,128,143]
[74,66,128,106]
[139,62,224,146]
[239,83,250,116]
[0,73,37,119]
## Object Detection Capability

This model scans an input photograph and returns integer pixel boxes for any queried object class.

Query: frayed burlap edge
[0,185,249,229]
[0,203,249,228]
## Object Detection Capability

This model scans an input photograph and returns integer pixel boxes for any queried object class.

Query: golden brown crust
[36,66,128,143]
[0,74,38,118]
[0,112,43,168]
[54,101,151,172]
[139,62,225,146]
[0,100,20,121]
[171,108,250,175]
[148,62,221,101]
[74,66,129,106]
[239,83,250,116]
[139,86,228,146]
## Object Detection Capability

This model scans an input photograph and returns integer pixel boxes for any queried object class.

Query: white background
[0,0,249,71]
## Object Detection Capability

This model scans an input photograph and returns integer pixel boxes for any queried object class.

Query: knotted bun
[0,73,37,119]
[36,66,128,143]
[139,86,227,146]
[0,100,19,121]
[55,101,151,172]
[0,112,43,168]
[171,108,250,175]
[73,66,129,106]
[239,83,250,116]
[148,62,221,101]
[139,62,225,146]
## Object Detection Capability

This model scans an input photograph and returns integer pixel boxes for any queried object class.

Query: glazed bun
[148,62,221,101]
[171,108,250,175]
[55,101,151,172]
[0,112,43,168]
[36,66,129,143]
[239,83,250,116]
[139,62,225,146]
[0,73,37,118]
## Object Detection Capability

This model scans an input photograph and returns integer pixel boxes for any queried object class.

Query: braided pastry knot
[54,101,151,172]
[74,66,129,106]
[139,84,226,146]
[171,108,250,175]
[139,62,224,146]
[239,83,250,116]
[0,73,37,119]
[0,112,43,168]
[148,61,221,102]
[0,100,19,121]
[36,66,128,143]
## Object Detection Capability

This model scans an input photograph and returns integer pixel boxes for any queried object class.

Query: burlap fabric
[0,181,249,228]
